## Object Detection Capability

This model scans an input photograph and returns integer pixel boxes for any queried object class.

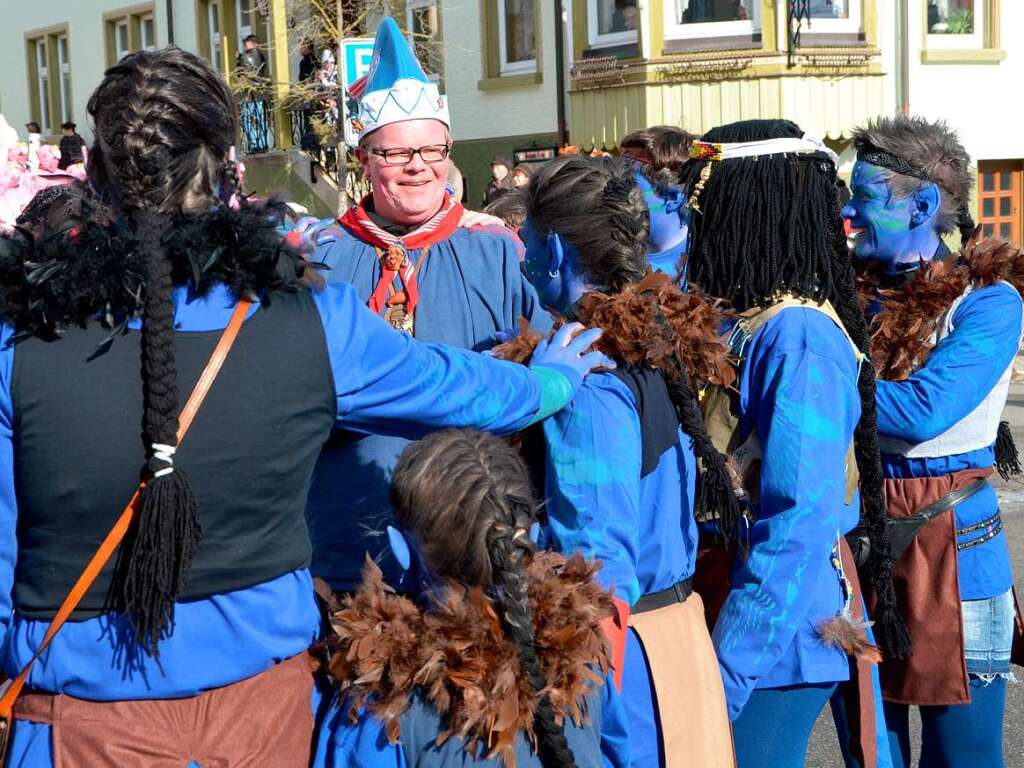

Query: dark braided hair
[526,155,740,532]
[681,119,911,659]
[86,47,240,654]
[391,430,578,767]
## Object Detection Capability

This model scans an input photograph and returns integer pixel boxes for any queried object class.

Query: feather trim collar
[865,234,1024,380]
[327,553,612,765]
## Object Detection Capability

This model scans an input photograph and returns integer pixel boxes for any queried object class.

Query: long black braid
[681,119,911,659]
[87,48,241,655]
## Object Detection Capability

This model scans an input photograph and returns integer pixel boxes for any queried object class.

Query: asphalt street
[805,385,1024,767]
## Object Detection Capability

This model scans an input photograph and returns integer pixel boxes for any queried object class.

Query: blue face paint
[520,216,588,314]
[842,161,941,272]
[633,170,690,255]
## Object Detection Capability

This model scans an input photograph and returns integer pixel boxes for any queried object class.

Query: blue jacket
[874,282,1022,599]
[307,223,551,591]
[713,306,861,720]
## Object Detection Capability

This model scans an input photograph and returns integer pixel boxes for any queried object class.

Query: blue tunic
[713,307,861,721]
[873,282,1022,600]
[307,223,551,591]
[540,372,697,767]
[0,281,571,768]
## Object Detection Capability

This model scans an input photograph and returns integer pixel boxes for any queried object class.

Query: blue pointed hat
[349,17,450,142]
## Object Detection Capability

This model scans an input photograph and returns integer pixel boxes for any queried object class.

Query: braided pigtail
[487,497,578,768]
[87,48,240,654]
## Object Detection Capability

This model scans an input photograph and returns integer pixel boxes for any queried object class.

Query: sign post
[341,38,375,149]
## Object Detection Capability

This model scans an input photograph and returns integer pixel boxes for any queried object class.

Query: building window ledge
[921,48,1006,64]
[477,72,542,91]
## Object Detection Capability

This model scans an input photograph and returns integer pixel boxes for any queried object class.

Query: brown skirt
[630,592,735,768]
[874,470,988,705]
[13,652,316,768]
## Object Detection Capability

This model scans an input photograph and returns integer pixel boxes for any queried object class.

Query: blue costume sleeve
[598,672,632,767]
[875,283,1023,443]
[320,705,406,768]
[542,374,643,607]
[0,326,17,645]
[713,310,860,720]
[311,282,570,437]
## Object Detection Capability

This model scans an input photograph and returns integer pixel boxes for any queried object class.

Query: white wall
[0,0,200,143]
[878,0,1024,163]
[440,0,559,141]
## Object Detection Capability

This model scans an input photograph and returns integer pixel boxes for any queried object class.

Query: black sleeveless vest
[11,290,336,619]
[610,366,681,478]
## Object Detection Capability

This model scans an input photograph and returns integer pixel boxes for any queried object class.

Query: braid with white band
[150,443,176,477]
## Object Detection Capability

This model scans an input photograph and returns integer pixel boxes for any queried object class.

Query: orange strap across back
[0,298,253,725]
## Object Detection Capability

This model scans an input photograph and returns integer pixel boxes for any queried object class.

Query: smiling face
[358,119,450,226]
[842,160,939,269]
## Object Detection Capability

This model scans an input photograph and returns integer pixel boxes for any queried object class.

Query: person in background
[499,155,736,767]
[236,34,266,76]
[843,114,1023,768]
[621,125,693,281]
[57,122,85,170]
[24,122,40,136]
[512,163,533,189]
[307,18,552,598]
[298,39,318,82]
[680,119,900,768]
[483,156,514,205]
[318,49,338,86]
[319,429,627,767]
[484,190,527,235]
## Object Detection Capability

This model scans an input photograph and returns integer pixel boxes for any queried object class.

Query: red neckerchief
[338,195,464,316]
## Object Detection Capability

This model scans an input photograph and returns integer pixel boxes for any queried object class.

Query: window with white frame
[588,0,639,48]
[498,0,536,75]
[141,14,156,50]
[237,0,254,41]
[927,0,983,49]
[407,0,442,82]
[210,0,223,71]
[35,39,51,134]
[666,0,760,41]
[799,0,861,35]
[57,34,72,125]
[115,19,131,61]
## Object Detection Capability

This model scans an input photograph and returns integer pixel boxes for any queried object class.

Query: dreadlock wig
[852,115,975,243]
[680,119,912,659]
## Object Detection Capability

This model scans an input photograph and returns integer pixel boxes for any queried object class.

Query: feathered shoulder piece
[866,233,1024,380]
[327,553,613,765]
[494,271,735,388]
[0,186,311,342]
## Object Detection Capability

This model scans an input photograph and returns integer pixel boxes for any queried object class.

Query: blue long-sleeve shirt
[713,307,861,721]
[306,224,552,591]
[0,281,570,703]
[874,282,1022,600]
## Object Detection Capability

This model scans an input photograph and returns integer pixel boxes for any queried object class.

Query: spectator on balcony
[237,34,266,76]
[298,39,318,82]
[318,49,338,87]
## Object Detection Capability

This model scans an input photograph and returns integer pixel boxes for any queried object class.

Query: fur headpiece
[327,553,612,766]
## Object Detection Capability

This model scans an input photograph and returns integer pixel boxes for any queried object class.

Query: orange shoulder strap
[0,298,253,733]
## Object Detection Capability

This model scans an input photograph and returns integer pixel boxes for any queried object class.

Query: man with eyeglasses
[306,18,550,596]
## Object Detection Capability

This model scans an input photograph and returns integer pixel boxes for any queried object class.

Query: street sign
[342,37,374,147]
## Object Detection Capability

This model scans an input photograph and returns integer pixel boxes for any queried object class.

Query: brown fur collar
[865,235,1024,380]
[326,552,613,764]
[494,271,735,388]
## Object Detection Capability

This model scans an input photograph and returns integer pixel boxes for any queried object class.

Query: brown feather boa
[494,271,735,388]
[326,552,613,765]
[865,234,1024,381]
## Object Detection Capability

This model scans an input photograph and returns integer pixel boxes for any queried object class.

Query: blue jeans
[886,590,1014,768]
[733,683,839,768]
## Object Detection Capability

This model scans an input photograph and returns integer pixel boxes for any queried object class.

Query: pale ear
[547,231,566,276]
[355,145,371,171]
[911,182,941,226]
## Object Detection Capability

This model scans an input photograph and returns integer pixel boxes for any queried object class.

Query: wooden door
[978,161,1022,245]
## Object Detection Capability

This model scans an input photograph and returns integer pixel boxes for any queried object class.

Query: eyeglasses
[370,144,451,166]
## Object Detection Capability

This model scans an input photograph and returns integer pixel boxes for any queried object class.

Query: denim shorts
[962,589,1015,676]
